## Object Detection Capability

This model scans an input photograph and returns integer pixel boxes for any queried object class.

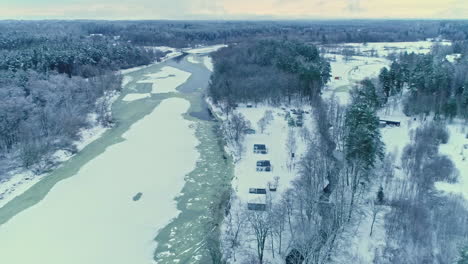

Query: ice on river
[122,93,151,102]
[138,66,191,94]
[185,44,227,54]
[0,97,199,264]
[187,55,200,64]
[203,56,214,72]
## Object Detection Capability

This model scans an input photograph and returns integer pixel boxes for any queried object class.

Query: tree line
[208,39,331,106]
[0,70,121,173]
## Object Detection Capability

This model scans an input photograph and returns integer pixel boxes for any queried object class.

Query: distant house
[249,188,267,194]
[268,182,277,192]
[379,119,400,127]
[256,160,272,171]
[253,144,268,154]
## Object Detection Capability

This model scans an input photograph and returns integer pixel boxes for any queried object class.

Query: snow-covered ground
[323,40,451,58]
[208,101,314,264]
[0,97,199,264]
[435,121,468,199]
[137,66,191,94]
[446,53,462,63]
[184,44,227,54]
[145,46,184,62]
[322,54,390,104]
[230,105,311,203]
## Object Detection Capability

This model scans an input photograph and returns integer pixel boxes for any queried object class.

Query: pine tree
[379,67,391,99]
[376,186,384,205]
[344,99,384,171]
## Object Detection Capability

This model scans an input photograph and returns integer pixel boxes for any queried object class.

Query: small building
[249,188,267,194]
[268,182,278,192]
[247,193,267,211]
[334,76,341,80]
[253,144,267,154]
[248,203,266,211]
[379,119,401,127]
[256,160,272,172]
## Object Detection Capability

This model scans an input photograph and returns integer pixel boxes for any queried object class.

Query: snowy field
[229,105,312,204]
[322,54,390,104]
[321,40,451,105]
[435,121,468,199]
[323,40,451,57]
[0,97,199,264]
[209,101,314,264]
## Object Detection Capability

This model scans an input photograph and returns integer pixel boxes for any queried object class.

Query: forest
[0,21,161,175]
[376,41,468,119]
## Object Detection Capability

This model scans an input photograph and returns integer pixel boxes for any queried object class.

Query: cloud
[347,0,364,13]
[0,0,466,19]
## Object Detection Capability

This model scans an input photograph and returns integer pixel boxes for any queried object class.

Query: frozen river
[0,49,233,264]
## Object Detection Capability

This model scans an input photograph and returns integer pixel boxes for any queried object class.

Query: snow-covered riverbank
[0,97,199,264]
[0,90,120,209]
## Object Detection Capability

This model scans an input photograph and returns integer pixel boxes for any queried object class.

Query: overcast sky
[0,0,467,20]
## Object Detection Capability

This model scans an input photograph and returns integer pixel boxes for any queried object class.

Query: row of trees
[378,42,468,119]
[75,20,468,47]
[0,37,161,78]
